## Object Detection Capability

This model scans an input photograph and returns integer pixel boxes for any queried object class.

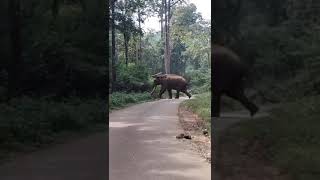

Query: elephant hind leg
[168,89,173,99]
[226,90,259,116]
[175,90,180,99]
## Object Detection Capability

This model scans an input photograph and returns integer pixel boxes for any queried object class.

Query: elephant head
[150,72,167,95]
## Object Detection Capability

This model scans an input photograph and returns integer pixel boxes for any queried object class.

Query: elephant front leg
[227,90,259,117]
[168,89,173,99]
[175,90,180,99]
[159,87,166,99]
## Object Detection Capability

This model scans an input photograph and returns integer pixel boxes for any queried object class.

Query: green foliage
[227,95,320,180]
[181,92,211,133]
[0,0,106,98]
[109,92,152,110]
[115,63,152,92]
[0,97,105,150]
[142,32,163,73]
[171,3,211,74]
[185,68,211,94]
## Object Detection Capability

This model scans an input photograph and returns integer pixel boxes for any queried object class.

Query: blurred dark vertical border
[0,0,109,179]
[212,0,320,180]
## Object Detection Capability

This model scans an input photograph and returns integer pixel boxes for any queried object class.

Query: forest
[214,0,320,179]
[109,0,211,111]
[0,0,106,157]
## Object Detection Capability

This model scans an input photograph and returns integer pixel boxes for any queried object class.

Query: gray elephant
[150,72,192,99]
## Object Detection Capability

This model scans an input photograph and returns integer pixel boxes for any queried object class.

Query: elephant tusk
[150,86,156,95]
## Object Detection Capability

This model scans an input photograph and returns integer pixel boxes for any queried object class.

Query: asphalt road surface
[109,98,211,180]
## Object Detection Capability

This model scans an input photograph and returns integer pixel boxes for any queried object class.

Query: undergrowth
[0,96,106,153]
[109,92,153,110]
[181,92,211,133]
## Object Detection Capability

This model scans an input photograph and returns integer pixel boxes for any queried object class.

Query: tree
[111,0,117,92]
[162,0,184,74]
[115,0,140,66]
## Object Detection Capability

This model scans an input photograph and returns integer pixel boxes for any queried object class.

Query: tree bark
[160,0,165,39]
[111,0,116,92]
[164,0,169,74]
[124,33,129,66]
[138,6,142,63]
[167,0,171,74]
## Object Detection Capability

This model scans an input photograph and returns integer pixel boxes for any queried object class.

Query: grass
[109,92,153,110]
[221,95,320,180]
[181,92,211,133]
[0,96,106,157]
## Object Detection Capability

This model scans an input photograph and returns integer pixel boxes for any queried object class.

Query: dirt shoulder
[178,106,211,163]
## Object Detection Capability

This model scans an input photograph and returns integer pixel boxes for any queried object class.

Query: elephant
[212,44,259,117]
[150,72,192,99]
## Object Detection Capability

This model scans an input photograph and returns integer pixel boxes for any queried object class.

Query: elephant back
[212,45,250,90]
[212,45,249,77]
[165,74,188,89]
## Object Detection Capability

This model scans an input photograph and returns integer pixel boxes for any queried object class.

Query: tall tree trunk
[164,0,169,74]
[8,0,22,99]
[123,0,129,66]
[163,0,172,74]
[167,0,171,74]
[124,33,129,66]
[160,0,165,39]
[111,0,116,93]
[138,6,142,63]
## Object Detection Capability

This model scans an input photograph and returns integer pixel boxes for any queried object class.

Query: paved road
[109,98,211,180]
[0,132,108,180]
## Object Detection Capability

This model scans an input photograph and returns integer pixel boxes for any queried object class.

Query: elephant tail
[186,81,191,89]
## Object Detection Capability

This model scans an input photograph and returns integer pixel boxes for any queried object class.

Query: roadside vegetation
[109,92,152,110]
[181,92,211,132]
[0,97,105,159]
[180,68,211,132]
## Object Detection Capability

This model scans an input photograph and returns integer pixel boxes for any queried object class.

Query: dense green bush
[109,92,153,110]
[185,68,211,94]
[0,97,106,149]
[115,63,152,92]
